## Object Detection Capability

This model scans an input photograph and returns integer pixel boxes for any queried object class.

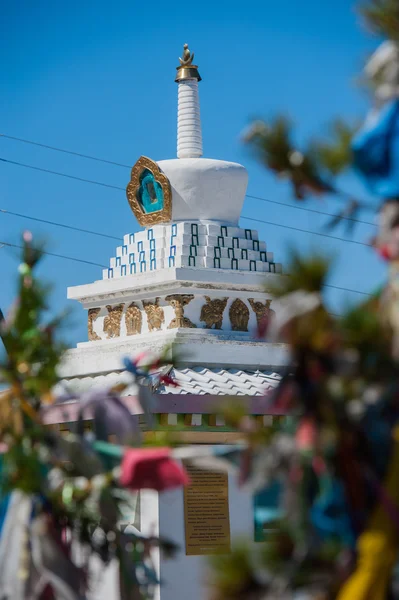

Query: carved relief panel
[86,295,274,340]
[166,294,196,329]
[103,304,125,339]
[199,296,228,329]
[229,299,250,332]
[248,298,275,330]
[143,298,165,332]
[125,302,142,336]
[88,308,101,341]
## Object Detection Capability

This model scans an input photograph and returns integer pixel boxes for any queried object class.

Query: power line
[1,135,375,227]
[322,283,372,297]
[1,201,371,251]
[0,157,124,191]
[0,134,131,168]
[0,209,120,241]
[2,157,370,248]
[1,241,371,297]
[0,213,373,296]
[0,241,107,268]
[240,216,371,247]
[0,150,375,294]
[245,194,376,227]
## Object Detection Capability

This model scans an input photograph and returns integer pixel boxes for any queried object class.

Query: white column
[177,79,203,159]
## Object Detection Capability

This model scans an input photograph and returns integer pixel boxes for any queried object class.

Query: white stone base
[60,328,289,379]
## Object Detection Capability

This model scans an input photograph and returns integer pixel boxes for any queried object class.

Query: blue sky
[1,0,384,347]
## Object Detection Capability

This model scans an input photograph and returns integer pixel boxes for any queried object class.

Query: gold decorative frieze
[248,298,275,329]
[103,304,125,339]
[166,294,196,329]
[200,296,228,329]
[229,299,249,332]
[143,298,165,332]
[125,302,142,336]
[88,308,101,341]
[126,156,172,227]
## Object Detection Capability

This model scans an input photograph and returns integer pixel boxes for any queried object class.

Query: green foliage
[359,0,399,39]
[339,297,395,380]
[311,120,358,176]
[0,235,67,400]
[243,115,358,208]
[207,249,399,597]
[217,3,399,600]
[0,237,180,599]
[242,116,334,200]
[269,251,332,296]
[260,528,295,574]
[248,116,293,172]
[243,115,365,235]
[340,298,383,351]
[208,541,262,600]
[244,115,358,193]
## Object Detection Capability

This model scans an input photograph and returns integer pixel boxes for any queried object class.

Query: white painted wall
[90,490,160,600]
[177,80,203,159]
[157,159,248,225]
[158,473,253,600]
[60,330,288,377]
[90,474,253,600]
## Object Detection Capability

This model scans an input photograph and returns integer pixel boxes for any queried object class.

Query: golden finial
[179,43,194,66]
[175,43,201,82]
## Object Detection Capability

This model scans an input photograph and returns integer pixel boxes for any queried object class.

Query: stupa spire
[175,44,203,159]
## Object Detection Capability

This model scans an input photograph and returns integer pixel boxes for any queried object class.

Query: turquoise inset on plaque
[127,156,172,226]
[136,169,165,214]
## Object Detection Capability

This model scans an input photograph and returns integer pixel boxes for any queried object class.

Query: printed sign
[183,464,230,555]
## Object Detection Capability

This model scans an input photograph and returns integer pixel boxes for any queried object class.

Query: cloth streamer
[353,99,399,199]
[337,425,399,600]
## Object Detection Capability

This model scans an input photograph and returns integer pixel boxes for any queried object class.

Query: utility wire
[322,283,371,297]
[0,225,373,297]
[1,135,376,227]
[240,216,371,247]
[0,209,120,241]
[0,241,107,268]
[0,158,124,191]
[2,157,370,248]
[0,148,374,296]
[2,239,371,297]
[0,134,131,168]
[245,194,376,227]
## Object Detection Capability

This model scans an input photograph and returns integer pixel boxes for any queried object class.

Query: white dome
[157,158,248,225]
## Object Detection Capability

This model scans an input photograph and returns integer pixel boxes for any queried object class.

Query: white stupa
[60,44,287,398]
[55,45,290,600]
